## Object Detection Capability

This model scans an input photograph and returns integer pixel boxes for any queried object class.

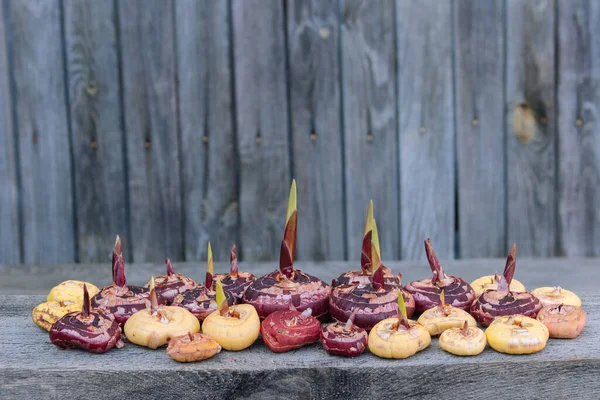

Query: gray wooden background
[0,0,598,265]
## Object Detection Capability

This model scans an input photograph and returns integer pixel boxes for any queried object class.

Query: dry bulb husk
[485,315,549,355]
[439,321,486,356]
[537,304,586,339]
[32,300,81,331]
[124,278,200,349]
[202,280,260,351]
[167,332,221,362]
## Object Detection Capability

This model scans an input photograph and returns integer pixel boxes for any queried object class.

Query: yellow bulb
[486,315,548,355]
[368,318,431,359]
[124,306,200,349]
[202,304,260,351]
[32,300,81,331]
[47,280,100,303]
[417,305,477,336]
[439,325,486,356]
[470,275,526,297]
[531,286,581,308]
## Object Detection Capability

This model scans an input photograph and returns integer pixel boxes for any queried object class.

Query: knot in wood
[86,81,98,97]
[512,103,536,143]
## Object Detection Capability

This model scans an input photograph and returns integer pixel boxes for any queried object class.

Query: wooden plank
[118,0,183,262]
[557,0,600,256]
[341,0,398,261]
[287,0,345,261]
[2,355,599,400]
[175,1,237,262]
[2,279,599,398]
[63,0,129,262]
[397,0,455,260]
[454,0,505,258]
[506,0,556,256]
[8,0,75,263]
[232,0,290,261]
[0,3,20,264]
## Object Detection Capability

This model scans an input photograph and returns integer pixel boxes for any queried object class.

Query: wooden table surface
[1,258,598,399]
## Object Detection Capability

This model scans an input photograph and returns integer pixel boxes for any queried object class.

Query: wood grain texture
[0,2,20,264]
[1,360,599,400]
[64,0,129,262]
[175,0,237,262]
[287,0,345,261]
[557,0,600,256]
[118,0,183,262]
[506,0,557,257]
[232,0,291,261]
[341,0,398,261]
[1,286,598,399]
[454,0,506,258]
[8,0,75,263]
[397,0,455,260]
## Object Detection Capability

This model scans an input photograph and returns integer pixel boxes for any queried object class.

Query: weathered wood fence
[0,0,598,265]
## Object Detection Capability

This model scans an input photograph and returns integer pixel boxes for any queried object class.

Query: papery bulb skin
[333,201,400,289]
[47,280,100,303]
[405,277,475,314]
[368,287,432,359]
[50,310,123,353]
[172,285,236,322]
[92,285,163,325]
[202,304,261,351]
[124,306,200,349]
[368,318,431,359]
[49,285,123,353]
[320,316,368,357]
[329,281,398,331]
[330,264,416,330]
[261,309,321,353]
[470,290,542,327]
[471,274,526,297]
[243,271,330,321]
[330,211,413,328]
[144,258,197,304]
[91,236,163,325]
[417,299,477,336]
[537,304,586,339]
[32,300,81,331]
[486,315,548,355]
[243,181,330,321]
[438,322,486,356]
[212,245,256,301]
[124,277,201,349]
[470,245,542,327]
[405,239,475,313]
[167,333,222,362]
[173,243,236,321]
[531,286,582,308]
[212,271,256,301]
[332,266,399,288]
